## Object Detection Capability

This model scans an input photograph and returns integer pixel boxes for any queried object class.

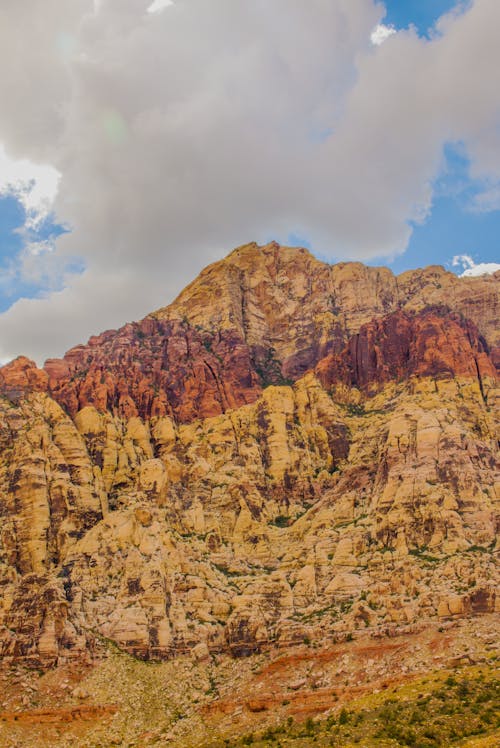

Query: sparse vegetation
[346,403,366,416]
[215,670,499,747]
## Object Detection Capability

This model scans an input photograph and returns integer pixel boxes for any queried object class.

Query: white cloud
[147,0,174,13]
[470,184,500,212]
[0,144,60,229]
[0,0,499,363]
[370,23,396,46]
[452,253,500,276]
[460,262,500,276]
[452,253,475,270]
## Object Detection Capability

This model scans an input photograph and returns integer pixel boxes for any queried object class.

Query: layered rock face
[43,242,500,420]
[0,242,498,667]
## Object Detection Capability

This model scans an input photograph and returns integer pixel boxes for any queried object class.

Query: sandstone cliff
[0,242,498,670]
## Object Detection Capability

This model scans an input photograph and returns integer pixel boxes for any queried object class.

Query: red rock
[316,309,497,392]
[43,319,262,422]
[0,356,48,401]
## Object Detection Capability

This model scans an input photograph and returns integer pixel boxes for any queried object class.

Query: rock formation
[0,241,498,670]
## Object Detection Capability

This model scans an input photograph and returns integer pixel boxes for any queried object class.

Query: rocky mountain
[0,241,498,745]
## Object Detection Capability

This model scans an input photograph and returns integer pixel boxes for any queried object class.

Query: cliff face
[42,242,499,421]
[0,242,498,668]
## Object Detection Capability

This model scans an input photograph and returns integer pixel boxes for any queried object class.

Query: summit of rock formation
[0,242,498,746]
[37,241,499,422]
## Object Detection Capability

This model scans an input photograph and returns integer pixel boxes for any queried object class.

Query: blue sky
[0,194,74,313]
[0,197,28,313]
[383,0,459,35]
[369,0,500,274]
[372,143,500,273]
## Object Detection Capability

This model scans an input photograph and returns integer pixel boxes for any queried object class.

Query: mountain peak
[1,241,498,423]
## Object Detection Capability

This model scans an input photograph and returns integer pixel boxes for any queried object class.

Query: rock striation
[0,242,498,668]
[41,242,500,421]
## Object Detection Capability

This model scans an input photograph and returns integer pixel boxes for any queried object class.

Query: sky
[0,0,499,365]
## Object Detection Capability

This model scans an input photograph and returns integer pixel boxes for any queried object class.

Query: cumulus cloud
[0,0,499,363]
[452,254,500,276]
[370,23,396,45]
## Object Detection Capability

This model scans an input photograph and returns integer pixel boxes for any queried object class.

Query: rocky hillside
[0,241,498,677]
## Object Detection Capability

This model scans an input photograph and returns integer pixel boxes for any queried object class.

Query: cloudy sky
[0,0,499,364]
